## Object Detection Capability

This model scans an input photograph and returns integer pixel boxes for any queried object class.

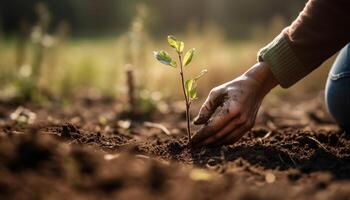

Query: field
[1,23,349,199]
[1,90,350,200]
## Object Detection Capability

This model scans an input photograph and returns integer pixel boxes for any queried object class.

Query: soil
[1,94,350,200]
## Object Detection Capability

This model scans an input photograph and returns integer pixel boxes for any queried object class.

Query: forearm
[259,0,350,88]
[244,62,278,96]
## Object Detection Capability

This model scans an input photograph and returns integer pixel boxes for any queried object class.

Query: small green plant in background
[154,35,207,142]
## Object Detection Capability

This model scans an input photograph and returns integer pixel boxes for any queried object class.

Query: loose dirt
[0,95,349,200]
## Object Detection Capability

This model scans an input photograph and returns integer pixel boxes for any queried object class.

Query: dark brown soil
[1,95,350,200]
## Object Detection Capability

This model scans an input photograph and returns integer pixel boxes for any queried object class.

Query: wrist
[244,62,278,95]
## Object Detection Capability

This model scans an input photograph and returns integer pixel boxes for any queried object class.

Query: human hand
[191,62,278,147]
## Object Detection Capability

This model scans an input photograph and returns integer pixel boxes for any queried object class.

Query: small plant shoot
[154,35,207,142]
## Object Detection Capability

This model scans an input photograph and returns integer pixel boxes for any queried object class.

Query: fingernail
[193,117,201,125]
[193,115,206,125]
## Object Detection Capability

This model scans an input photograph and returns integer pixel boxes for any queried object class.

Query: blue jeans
[325,43,350,133]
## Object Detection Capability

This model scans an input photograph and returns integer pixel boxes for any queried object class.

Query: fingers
[193,89,224,125]
[208,124,249,147]
[191,101,241,146]
[200,115,247,146]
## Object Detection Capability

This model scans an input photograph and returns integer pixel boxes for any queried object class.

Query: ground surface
[1,94,350,200]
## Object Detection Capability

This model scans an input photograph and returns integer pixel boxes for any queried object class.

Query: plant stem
[178,53,191,142]
[126,67,136,114]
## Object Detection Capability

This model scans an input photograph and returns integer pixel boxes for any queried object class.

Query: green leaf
[167,35,184,53]
[185,79,198,101]
[189,89,198,101]
[184,48,195,66]
[184,70,207,102]
[194,69,208,80]
[177,41,184,53]
[185,79,194,95]
[170,60,177,67]
[167,35,178,49]
[153,51,176,68]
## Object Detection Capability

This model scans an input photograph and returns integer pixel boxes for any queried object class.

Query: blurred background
[0,0,335,105]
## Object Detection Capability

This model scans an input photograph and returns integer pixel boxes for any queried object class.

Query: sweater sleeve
[258,0,350,88]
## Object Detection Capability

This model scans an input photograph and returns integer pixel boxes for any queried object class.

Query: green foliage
[184,48,195,66]
[137,90,159,115]
[177,41,185,54]
[167,35,184,54]
[154,35,207,103]
[2,0,305,38]
[185,69,208,102]
[185,79,198,101]
[153,50,177,67]
[194,69,208,80]
[154,35,207,141]
[167,35,178,49]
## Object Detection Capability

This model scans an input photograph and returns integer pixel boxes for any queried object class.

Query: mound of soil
[1,96,350,200]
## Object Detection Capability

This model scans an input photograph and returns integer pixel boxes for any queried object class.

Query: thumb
[193,89,222,125]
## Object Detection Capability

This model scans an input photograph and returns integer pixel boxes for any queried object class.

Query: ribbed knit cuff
[258,33,309,88]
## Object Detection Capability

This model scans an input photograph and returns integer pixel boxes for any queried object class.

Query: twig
[306,136,328,152]
[262,131,272,140]
[266,120,277,130]
[126,66,136,113]
[287,153,297,166]
[144,121,171,136]
[278,153,287,166]
[279,152,297,167]
[135,154,150,160]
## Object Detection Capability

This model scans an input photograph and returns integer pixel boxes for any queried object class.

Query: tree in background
[0,0,305,38]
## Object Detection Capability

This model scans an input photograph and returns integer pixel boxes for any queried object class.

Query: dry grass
[0,29,335,102]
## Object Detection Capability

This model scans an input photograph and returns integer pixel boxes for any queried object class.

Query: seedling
[154,35,207,142]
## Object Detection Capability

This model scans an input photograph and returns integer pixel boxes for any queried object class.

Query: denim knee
[325,44,350,133]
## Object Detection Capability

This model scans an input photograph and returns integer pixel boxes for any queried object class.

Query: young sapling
[154,35,207,142]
